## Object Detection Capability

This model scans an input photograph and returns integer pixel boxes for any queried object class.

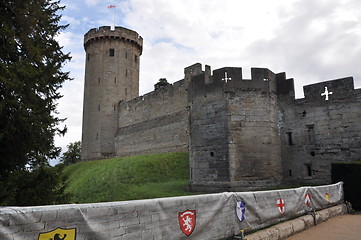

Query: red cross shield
[276,198,285,215]
[178,210,196,236]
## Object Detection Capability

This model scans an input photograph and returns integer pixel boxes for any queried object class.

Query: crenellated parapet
[84,26,143,53]
[302,77,356,103]
[184,64,296,96]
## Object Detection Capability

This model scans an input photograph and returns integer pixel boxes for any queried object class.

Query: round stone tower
[81,26,143,160]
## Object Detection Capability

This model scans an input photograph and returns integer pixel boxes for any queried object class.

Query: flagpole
[113,9,115,29]
[107,5,116,30]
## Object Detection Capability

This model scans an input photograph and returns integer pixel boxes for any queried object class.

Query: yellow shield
[38,227,76,240]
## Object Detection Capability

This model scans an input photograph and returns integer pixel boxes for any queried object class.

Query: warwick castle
[81,26,361,192]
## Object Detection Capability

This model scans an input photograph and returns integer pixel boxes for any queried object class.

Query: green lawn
[62,152,194,203]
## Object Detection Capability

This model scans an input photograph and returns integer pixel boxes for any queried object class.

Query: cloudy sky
[54,0,361,157]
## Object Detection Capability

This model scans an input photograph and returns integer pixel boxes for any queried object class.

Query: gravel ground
[286,213,361,240]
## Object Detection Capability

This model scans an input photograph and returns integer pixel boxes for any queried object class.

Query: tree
[60,141,81,165]
[0,166,70,206]
[154,78,169,90]
[0,0,71,205]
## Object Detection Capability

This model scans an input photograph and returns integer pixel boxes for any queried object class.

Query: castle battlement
[303,77,355,102]
[84,26,143,52]
[119,79,186,107]
[184,64,294,95]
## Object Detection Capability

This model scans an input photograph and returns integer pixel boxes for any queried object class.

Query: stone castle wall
[115,80,189,157]
[188,67,285,192]
[188,72,230,190]
[225,71,282,183]
[279,77,361,185]
[111,62,361,191]
[81,24,361,191]
[81,26,361,192]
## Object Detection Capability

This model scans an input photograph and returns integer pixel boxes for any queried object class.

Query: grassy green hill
[62,152,194,203]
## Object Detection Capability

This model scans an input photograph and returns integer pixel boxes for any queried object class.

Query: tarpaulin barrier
[0,182,343,240]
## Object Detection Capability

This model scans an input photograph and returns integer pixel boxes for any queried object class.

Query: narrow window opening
[96,133,98,140]
[98,78,100,85]
[87,53,90,61]
[288,169,292,177]
[114,77,116,83]
[210,151,214,157]
[306,124,315,143]
[305,164,312,177]
[310,151,315,156]
[135,55,138,63]
[125,88,128,95]
[98,104,100,111]
[109,48,115,57]
[125,51,127,58]
[114,105,116,111]
[286,132,293,145]
[125,69,128,77]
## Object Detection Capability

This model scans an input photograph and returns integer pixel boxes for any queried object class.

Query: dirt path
[286,213,361,240]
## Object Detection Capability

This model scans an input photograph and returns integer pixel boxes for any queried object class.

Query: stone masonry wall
[225,68,282,185]
[279,77,361,185]
[188,74,230,192]
[189,67,284,192]
[227,91,282,182]
[115,80,189,157]
[82,26,142,160]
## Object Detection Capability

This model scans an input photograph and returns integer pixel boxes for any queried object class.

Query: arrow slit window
[109,48,115,57]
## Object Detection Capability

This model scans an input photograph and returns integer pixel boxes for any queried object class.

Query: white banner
[0,182,343,240]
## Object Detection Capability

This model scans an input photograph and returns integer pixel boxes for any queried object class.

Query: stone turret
[81,26,143,160]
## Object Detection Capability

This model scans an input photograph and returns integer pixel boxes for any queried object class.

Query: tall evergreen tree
[0,0,71,204]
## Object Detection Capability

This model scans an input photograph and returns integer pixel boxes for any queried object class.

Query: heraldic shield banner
[178,210,196,236]
[38,227,76,240]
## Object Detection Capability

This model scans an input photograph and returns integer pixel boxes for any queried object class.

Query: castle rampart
[279,77,361,185]
[115,80,189,157]
[81,26,361,192]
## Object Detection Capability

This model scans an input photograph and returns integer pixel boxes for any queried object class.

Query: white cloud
[61,15,82,26]
[84,0,103,7]
[55,74,84,152]
[56,31,83,51]
[242,0,361,97]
